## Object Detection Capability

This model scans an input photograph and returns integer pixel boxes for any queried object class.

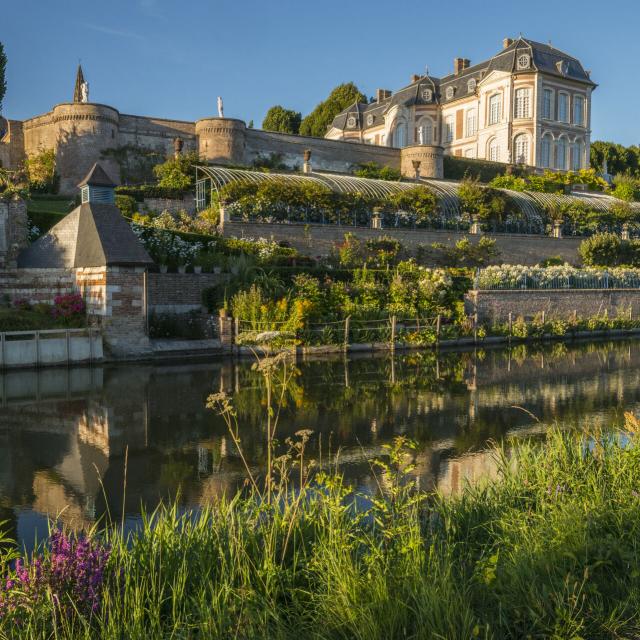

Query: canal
[1,339,638,547]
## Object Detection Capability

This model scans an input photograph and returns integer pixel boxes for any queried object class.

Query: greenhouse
[194,165,640,234]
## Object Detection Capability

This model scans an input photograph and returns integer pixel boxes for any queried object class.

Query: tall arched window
[417,118,433,144]
[488,138,500,162]
[571,141,583,171]
[514,88,531,119]
[393,122,408,148]
[556,138,567,170]
[540,136,552,168]
[513,134,529,164]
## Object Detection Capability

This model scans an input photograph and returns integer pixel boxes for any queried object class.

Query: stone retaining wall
[148,272,225,314]
[466,289,640,324]
[222,221,583,265]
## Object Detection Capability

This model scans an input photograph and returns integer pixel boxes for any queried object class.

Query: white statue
[80,81,89,104]
[217,96,224,118]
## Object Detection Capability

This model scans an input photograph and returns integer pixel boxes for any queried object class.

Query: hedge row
[443,156,522,182]
[116,185,192,201]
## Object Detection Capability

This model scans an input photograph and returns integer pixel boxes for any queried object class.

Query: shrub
[417,237,499,268]
[153,151,201,190]
[149,310,207,339]
[24,149,59,194]
[52,293,85,322]
[115,194,137,217]
[579,233,627,266]
[353,162,402,181]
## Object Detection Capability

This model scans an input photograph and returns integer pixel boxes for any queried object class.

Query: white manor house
[326,37,595,172]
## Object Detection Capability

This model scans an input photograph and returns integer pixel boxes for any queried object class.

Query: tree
[299,82,366,138]
[0,42,6,114]
[153,150,200,190]
[25,149,58,193]
[261,106,301,134]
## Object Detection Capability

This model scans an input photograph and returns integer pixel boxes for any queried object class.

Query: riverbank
[1,425,639,638]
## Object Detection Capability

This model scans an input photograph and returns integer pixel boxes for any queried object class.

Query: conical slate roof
[78,163,117,188]
[18,202,153,268]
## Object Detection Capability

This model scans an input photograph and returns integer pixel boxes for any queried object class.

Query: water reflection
[0,341,639,547]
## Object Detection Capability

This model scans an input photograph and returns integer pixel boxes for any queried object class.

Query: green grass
[26,196,75,236]
[0,307,85,331]
[2,426,640,638]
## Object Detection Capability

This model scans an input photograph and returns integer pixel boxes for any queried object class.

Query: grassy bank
[2,424,640,638]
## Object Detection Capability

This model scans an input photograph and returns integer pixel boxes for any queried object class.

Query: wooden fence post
[436,314,441,345]
[390,315,397,351]
[541,310,546,324]
[508,312,513,345]
[473,313,478,344]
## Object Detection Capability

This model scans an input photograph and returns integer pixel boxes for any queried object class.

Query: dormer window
[517,54,531,70]
[366,114,374,126]
[445,86,455,100]
[421,88,433,102]
[556,60,569,75]
[467,78,477,93]
[346,116,357,128]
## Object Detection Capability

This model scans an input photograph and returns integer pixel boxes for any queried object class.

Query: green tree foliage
[458,176,507,224]
[353,162,402,181]
[24,149,58,193]
[153,151,200,190]
[489,169,608,194]
[261,106,302,134]
[299,82,366,138]
[387,187,438,226]
[0,42,6,114]
[579,232,640,267]
[612,175,640,202]
[591,140,640,176]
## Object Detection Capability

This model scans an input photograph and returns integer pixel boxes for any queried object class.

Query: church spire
[73,64,85,103]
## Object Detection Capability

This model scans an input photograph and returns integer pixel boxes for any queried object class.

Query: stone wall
[148,272,224,314]
[466,289,640,323]
[0,198,29,268]
[143,195,196,216]
[2,269,76,304]
[221,221,583,265]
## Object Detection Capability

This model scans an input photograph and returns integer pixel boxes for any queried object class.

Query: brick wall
[148,272,224,313]
[222,221,584,266]
[4,268,76,304]
[466,289,640,323]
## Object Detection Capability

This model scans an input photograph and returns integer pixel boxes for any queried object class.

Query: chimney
[376,88,392,102]
[454,58,471,75]
[410,74,421,83]
[503,37,514,49]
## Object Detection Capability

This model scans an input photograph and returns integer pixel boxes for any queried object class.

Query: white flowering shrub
[477,265,640,290]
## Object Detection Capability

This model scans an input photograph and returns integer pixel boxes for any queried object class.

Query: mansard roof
[18,202,153,269]
[329,37,594,132]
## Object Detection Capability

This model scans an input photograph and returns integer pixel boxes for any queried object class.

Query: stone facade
[466,289,640,324]
[327,37,594,172]
[221,221,583,265]
[1,90,450,194]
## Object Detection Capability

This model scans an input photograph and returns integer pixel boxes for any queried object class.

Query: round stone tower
[400,145,444,180]
[50,103,120,194]
[195,117,246,165]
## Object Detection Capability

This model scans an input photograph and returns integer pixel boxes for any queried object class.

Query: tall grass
[3,353,640,639]
[2,426,640,638]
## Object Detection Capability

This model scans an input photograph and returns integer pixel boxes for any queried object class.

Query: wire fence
[234,315,461,347]
[476,270,640,291]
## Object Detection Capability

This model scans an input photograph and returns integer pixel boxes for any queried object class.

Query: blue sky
[2,0,638,145]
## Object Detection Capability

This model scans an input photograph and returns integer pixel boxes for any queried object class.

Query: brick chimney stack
[454,58,471,75]
[376,88,392,102]
[503,37,514,49]
[410,74,421,83]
